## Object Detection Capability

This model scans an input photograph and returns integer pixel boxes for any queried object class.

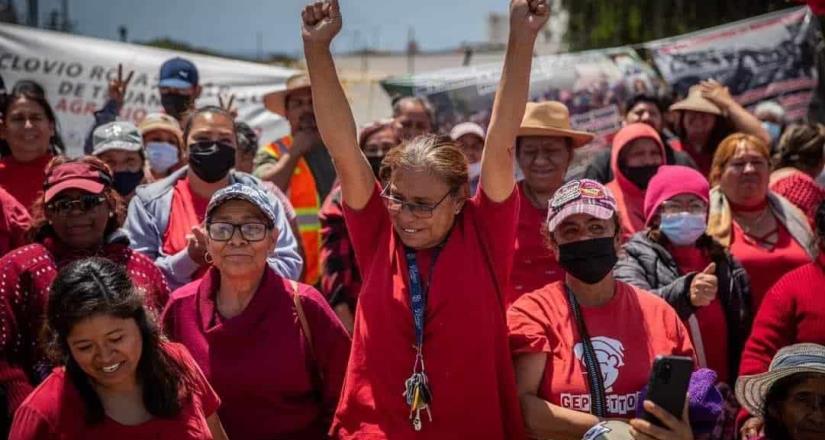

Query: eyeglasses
[380,185,453,219]
[206,222,270,242]
[659,201,707,215]
[46,194,107,216]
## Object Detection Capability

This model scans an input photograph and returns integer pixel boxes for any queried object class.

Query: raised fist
[301,0,342,45]
[510,0,551,37]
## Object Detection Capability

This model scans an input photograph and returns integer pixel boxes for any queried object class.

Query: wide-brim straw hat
[735,343,825,417]
[518,101,595,147]
[669,85,723,115]
[264,73,312,116]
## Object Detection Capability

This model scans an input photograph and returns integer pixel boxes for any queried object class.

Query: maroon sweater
[737,254,825,423]
[0,235,171,413]
[162,266,351,440]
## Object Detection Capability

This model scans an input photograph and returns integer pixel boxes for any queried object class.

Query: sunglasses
[46,194,107,216]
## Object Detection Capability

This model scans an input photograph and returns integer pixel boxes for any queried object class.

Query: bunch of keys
[402,355,433,431]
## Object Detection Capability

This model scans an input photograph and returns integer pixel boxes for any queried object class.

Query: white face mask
[468,161,482,180]
[145,142,180,174]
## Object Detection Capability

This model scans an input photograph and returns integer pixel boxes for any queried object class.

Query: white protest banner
[0,22,297,156]
[644,7,820,121]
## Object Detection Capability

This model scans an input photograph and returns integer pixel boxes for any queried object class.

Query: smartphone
[641,355,693,427]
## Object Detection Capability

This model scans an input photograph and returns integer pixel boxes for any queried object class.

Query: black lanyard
[565,285,608,418]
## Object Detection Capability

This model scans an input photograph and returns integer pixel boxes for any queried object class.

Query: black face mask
[188,141,236,183]
[112,170,144,196]
[367,155,384,179]
[557,237,618,284]
[621,164,659,190]
[160,93,192,119]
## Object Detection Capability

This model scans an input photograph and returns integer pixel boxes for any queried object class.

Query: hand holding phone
[641,355,693,427]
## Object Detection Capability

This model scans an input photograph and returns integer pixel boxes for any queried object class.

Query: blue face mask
[660,212,707,246]
[145,142,180,174]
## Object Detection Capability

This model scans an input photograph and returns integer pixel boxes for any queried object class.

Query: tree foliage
[563,0,795,50]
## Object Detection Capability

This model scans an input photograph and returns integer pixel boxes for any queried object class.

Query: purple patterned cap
[206,183,277,226]
[547,179,617,232]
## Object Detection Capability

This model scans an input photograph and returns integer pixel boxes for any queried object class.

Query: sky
[16,0,511,57]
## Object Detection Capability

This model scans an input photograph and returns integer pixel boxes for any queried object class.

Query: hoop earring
[204,252,213,265]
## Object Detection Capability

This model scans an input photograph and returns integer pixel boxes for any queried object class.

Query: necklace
[734,207,771,235]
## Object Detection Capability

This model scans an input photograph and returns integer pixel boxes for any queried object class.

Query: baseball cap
[547,179,617,232]
[206,183,278,227]
[138,113,184,148]
[43,162,112,203]
[449,122,485,141]
[159,57,199,89]
[582,421,633,440]
[92,121,143,156]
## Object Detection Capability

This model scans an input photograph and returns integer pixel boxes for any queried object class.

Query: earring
[204,252,213,265]
[109,212,114,218]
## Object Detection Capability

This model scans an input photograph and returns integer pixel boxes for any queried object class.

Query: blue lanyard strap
[405,247,441,351]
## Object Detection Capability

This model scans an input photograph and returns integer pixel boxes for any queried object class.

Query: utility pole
[60,0,69,31]
[118,26,128,42]
[26,0,37,27]
[406,26,417,75]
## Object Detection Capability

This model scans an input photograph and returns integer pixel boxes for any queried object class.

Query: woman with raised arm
[301,0,547,438]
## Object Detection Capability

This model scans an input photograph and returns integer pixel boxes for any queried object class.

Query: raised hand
[301,0,342,46]
[510,0,550,38]
[700,79,734,111]
[218,93,238,119]
[689,263,718,307]
[108,63,134,106]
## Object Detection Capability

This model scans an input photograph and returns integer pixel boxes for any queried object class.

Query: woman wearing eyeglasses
[0,156,170,426]
[615,165,753,390]
[303,0,547,438]
[161,183,351,440]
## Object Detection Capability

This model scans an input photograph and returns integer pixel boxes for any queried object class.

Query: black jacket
[615,231,753,380]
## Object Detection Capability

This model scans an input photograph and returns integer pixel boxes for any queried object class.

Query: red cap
[43,162,110,203]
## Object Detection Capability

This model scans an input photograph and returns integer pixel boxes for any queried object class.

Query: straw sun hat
[669,85,723,116]
[735,343,825,417]
[518,101,595,147]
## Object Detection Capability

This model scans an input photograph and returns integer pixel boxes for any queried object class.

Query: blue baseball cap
[159,57,199,89]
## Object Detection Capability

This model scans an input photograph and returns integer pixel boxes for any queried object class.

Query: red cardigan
[737,254,825,423]
[0,236,170,413]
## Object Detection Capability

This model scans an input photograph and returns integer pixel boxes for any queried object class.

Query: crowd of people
[0,0,824,439]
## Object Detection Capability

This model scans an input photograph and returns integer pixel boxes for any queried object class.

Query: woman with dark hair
[736,199,825,438]
[9,257,227,439]
[769,123,825,227]
[303,0,546,437]
[669,80,769,176]
[736,343,825,440]
[0,80,65,211]
[615,165,752,387]
[0,156,170,421]
[125,105,301,290]
[163,183,350,439]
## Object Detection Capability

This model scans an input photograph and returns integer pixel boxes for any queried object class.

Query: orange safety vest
[263,135,322,285]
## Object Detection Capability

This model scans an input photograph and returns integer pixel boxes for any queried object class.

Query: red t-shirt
[670,245,730,383]
[162,267,351,440]
[0,186,31,255]
[332,184,525,440]
[0,154,53,213]
[509,182,564,305]
[9,342,220,439]
[729,221,811,311]
[162,177,210,257]
[508,281,695,419]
